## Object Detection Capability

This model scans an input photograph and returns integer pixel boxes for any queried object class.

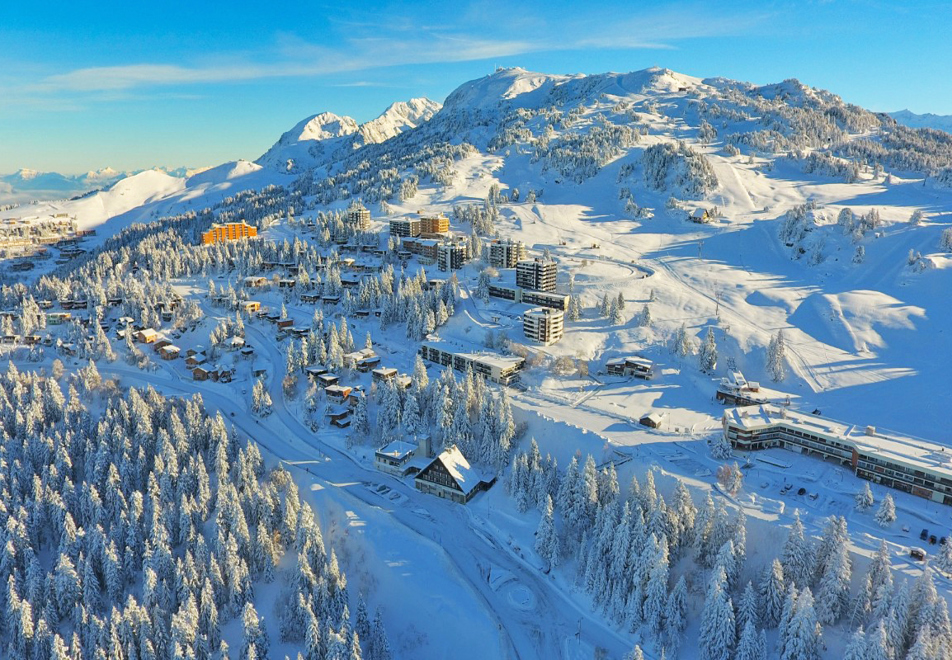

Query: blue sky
[1,0,948,174]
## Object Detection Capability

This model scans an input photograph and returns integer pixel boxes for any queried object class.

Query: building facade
[516,258,557,292]
[347,203,371,230]
[487,284,569,311]
[414,445,493,504]
[201,222,257,245]
[419,341,524,385]
[390,218,421,238]
[418,213,449,234]
[723,405,952,506]
[488,239,527,269]
[437,243,468,271]
[523,307,564,345]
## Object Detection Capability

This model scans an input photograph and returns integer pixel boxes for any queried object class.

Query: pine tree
[780,587,821,660]
[767,330,786,382]
[616,292,625,311]
[671,323,693,358]
[855,482,874,511]
[698,326,718,372]
[735,620,761,660]
[781,510,812,589]
[639,304,651,327]
[535,495,559,570]
[698,567,736,660]
[760,559,786,628]
[865,620,891,660]
[874,493,896,527]
[664,576,688,654]
[737,581,759,636]
[842,626,866,660]
[609,299,624,325]
[816,542,851,625]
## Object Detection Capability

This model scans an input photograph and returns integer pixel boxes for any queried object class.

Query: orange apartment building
[201,222,258,245]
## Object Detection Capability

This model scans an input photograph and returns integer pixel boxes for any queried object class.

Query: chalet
[192,367,211,381]
[301,293,321,304]
[252,365,267,378]
[639,412,666,429]
[323,295,341,305]
[372,367,398,383]
[374,440,420,476]
[325,385,352,404]
[118,316,135,326]
[1,334,19,344]
[265,313,281,323]
[277,279,296,289]
[347,389,366,408]
[153,338,173,352]
[217,366,234,383]
[305,366,329,380]
[38,300,54,310]
[326,406,352,428]
[414,445,495,504]
[356,355,381,372]
[159,345,181,360]
[277,319,294,330]
[290,326,309,337]
[240,347,255,359]
[136,328,159,344]
[23,335,40,346]
[317,374,339,388]
[353,309,370,318]
[395,374,413,390]
[343,348,376,370]
[228,336,246,350]
[243,276,268,288]
[186,346,205,358]
[689,207,711,224]
[241,301,261,314]
[47,312,71,325]
[185,353,207,368]
[606,356,654,379]
[61,343,78,356]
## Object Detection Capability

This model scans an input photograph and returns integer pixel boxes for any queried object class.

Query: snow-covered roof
[376,440,417,461]
[429,445,483,495]
[724,405,952,478]
[691,207,709,217]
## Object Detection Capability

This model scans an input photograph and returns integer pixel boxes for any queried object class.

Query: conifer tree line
[348,355,518,472]
[507,445,952,659]
[0,362,390,660]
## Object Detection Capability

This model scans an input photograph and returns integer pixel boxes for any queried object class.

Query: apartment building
[347,202,371,230]
[522,307,564,345]
[390,217,422,238]
[419,341,524,385]
[488,239,528,269]
[516,258,557,292]
[201,222,257,245]
[723,404,952,506]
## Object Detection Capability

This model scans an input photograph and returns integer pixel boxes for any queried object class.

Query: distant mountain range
[0,166,207,204]
[888,109,952,133]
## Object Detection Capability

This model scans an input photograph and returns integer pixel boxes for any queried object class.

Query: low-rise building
[414,445,495,504]
[716,371,768,406]
[326,385,353,404]
[374,440,420,476]
[419,341,524,385]
[606,356,654,379]
[241,301,261,314]
[723,405,952,505]
[136,328,158,343]
[690,207,711,224]
[372,367,398,382]
[159,345,181,360]
[522,307,564,345]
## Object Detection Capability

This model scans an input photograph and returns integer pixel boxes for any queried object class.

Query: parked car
[910,548,927,561]
[797,487,807,496]
[941,537,948,546]
[930,535,938,545]
[921,529,929,541]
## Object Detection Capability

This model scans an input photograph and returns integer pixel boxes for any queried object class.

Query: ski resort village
[3,61,952,660]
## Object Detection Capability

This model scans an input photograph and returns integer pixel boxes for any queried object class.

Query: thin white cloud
[10,4,770,98]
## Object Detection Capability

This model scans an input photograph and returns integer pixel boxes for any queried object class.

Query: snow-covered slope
[257,98,441,172]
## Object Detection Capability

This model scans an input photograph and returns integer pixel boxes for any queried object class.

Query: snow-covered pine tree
[780,587,821,660]
[698,326,718,373]
[735,619,762,660]
[816,542,851,625]
[698,566,736,660]
[609,299,624,325]
[664,576,688,655]
[737,581,759,636]
[671,323,693,358]
[766,330,786,382]
[639,304,651,327]
[855,482,874,511]
[760,558,786,628]
[874,493,896,527]
[780,510,813,589]
[535,495,559,570]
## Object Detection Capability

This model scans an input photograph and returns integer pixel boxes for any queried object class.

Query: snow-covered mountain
[889,109,952,134]
[256,97,440,172]
[0,165,204,203]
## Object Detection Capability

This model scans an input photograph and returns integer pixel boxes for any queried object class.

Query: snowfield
[3,64,952,660]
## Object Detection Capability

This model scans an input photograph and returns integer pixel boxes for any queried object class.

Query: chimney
[865,426,876,437]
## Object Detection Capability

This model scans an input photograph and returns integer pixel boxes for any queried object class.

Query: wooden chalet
[414,445,494,504]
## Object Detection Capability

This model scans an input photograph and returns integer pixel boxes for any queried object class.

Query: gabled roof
[422,445,483,495]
